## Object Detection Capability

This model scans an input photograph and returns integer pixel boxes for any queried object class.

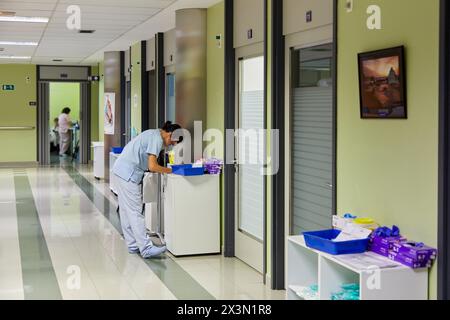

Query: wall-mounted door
[287,43,334,235]
[235,51,265,273]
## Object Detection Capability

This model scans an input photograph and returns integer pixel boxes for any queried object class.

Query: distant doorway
[49,82,81,164]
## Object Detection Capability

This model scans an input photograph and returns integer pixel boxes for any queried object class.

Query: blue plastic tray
[303,229,369,255]
[111,147,124,154]
[171,164,204,176]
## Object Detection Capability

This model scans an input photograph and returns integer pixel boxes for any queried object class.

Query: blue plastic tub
[302,229,369,255]
[111,147,124,154]
[171,164,204,176]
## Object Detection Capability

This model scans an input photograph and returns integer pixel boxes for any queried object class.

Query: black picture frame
[358,46,407,119]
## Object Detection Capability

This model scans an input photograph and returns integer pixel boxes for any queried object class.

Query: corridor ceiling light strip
[0,41,38,46]
[0,16,49,23]
[0,55,31,59]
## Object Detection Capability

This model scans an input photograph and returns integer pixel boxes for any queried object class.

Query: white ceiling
[0,0,221,65]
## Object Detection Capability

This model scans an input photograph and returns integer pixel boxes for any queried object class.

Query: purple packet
[369,234,406,249]
[391,241,437,261]
[388,251,433,269]
[369,243,390,257]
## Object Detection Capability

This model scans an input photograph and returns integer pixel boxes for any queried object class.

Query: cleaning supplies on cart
[331,284,360,300]
[369,226,437,269]
[193,158,224,175]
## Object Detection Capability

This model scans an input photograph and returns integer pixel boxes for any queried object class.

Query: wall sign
[306,10,312,23]
[104,93,115,135]
[2,84,15,91]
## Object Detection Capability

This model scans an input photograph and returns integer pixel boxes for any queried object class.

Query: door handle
[326,183,333,189]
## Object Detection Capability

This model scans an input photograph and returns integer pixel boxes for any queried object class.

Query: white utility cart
[287,235,429,300]
[163,174,220,256]
[92,142,104,179]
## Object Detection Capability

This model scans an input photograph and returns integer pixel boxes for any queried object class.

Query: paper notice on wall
[104,92,115,135]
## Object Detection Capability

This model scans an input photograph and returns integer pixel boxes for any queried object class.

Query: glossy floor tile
[0,165,286,300]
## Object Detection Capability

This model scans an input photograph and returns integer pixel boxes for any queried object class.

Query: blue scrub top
[113,129,164,184]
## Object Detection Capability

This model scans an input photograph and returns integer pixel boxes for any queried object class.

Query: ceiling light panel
[0,16,49,23]
[0,41,38,46]
[0,55,31,59]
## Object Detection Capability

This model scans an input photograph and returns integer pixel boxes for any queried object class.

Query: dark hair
[161,121,183,143]
[62,107,71,114]
[161,121,181,133]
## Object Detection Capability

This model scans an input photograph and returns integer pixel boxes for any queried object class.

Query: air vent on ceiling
[79,29,95,34]
[53,59,63,62]
[0,48,4,52]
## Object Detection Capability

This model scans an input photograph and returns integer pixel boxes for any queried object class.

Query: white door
[235,53,265,273]
[289,43,334,235]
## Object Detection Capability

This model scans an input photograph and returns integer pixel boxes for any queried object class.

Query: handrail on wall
[0,126,36,130]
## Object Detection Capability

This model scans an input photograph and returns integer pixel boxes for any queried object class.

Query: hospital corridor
[1,0,450,308]
[0,164,285,300]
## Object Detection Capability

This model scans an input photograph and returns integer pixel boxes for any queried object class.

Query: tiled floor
[0,165,286,300]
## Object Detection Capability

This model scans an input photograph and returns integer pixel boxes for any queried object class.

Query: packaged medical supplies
[331,284,360,301]
[369,226,437,269]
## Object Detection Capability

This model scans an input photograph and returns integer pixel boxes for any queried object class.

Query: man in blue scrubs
[113,121,182,258]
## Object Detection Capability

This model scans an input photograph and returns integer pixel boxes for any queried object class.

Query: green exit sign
[2,85,15,91]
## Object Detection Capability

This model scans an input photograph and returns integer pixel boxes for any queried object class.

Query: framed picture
[358,46,407,119]
[104,92,115,135]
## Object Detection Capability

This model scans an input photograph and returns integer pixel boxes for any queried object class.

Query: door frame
[224,0,268,283]
[36,65,92,165]
[234,44,266,274]
[438,0,450,300]
[271,0,338,289]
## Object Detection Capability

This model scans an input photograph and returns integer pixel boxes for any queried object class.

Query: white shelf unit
[287,236,429,300]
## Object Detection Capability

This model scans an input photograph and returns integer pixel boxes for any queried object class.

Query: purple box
[391,241,437,261]
[369,234,406,249]
[388,251,432,269]
[369,243,390,257]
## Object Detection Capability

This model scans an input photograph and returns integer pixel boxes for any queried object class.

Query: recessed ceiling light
[0,16,49,23]
[0,55,31,59]
[79,29,95,34]
[0,41,38,46]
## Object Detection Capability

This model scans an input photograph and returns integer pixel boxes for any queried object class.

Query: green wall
[337,0,439,299]
[207,1,225,135]
[207,1,225,245]
[131,42,142,136]
[98,61,105,142]
[49,83,80,124]
[0,64,37,163]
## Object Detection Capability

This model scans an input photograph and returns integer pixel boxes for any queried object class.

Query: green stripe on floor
[13,171,62,300]
[63,166,215,300]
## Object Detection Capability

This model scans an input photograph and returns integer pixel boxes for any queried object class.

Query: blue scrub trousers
[115,174,154,258]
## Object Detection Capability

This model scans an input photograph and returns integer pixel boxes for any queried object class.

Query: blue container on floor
[302,229,369,255]
[171,164,204,176]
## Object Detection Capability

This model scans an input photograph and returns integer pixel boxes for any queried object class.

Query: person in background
[58,107,73,157]
[113,121,183,258]
[50,117,60,152]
